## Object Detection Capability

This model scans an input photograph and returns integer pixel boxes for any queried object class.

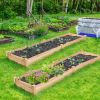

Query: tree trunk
[65,0,69,13]
[26,0,33,17]
[75,0,80,12]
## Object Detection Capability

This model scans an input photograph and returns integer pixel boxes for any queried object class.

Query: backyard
[0,13,100,100]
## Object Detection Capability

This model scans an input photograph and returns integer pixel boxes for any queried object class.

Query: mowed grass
[0,14,100,100]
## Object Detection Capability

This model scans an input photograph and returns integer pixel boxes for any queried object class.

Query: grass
[0,13,100,100]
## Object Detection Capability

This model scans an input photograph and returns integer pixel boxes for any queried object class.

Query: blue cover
[79,33,98,38]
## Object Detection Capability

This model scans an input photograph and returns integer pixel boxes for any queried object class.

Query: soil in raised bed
[0,36,14,44]
[21,53,97,85]
[13,35,81,58]
[56,54,97,70]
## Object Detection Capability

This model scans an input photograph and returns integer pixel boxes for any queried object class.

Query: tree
[26,0,33,17]
[65,0,69,13]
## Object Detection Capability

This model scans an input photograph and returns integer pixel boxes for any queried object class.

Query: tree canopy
[0,0,100,19]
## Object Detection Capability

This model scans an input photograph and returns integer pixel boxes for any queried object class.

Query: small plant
[50,18,61,23]
[25,28,35,33]
[25,74,36,85]
[50,65,64,76]
[42,65,53,75]
[36,48,41,53]
[42,65,64,77]
[35,72,49,83]
[25,71,49,85]
[58,38,64,44]
[0,35,4,39]
[49,23,66,29]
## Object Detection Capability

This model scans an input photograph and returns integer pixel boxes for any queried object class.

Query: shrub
[0,7,17,19]
[33,24,48,36]
[0,17,28,31]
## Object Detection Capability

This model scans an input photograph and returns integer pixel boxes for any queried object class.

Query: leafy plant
[25,74,36,85]
[25,28,35,34]
[49,23,67,29]
[0,17,29,31]
[50,65,64,76]
[25,65,64,85]
[35,72,49,83]
[58,38,64,44]
[42,65,64,77]
[58,16,70,24]
[0,35,4,39]
[25,71,49,85]
[42,65,53,75]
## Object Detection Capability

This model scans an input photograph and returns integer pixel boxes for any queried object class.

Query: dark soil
[0,36,14,44]
[13,35,80,58]
[56,54,97,70]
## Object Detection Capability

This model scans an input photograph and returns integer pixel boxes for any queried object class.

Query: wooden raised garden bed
[14,51,100,95]
[49,26,69,32]
[7,34,86,67]
[0,30,37,39]
[0,36,14,45]
[49,20,77,32]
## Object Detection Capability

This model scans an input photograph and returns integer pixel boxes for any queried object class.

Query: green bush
[0,7,17,19]
[0,17,28,31]
[0,0,26,19]
[33,24,48,36]
[36,0,62,14]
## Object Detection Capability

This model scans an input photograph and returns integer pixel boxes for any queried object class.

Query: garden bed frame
[7,34,86,67]
[14,51,100,95]
[0,36,14,44]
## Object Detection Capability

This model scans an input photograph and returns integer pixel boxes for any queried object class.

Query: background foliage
[0,0,100,19]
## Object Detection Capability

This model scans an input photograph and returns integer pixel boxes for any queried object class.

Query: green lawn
[0,14,100,100]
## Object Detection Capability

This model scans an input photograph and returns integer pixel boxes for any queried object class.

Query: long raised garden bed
[0,30,37,39]
[49,20,77,32]
[14,51,100,95]
[0,36,14,45]
[7,34,86,67]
